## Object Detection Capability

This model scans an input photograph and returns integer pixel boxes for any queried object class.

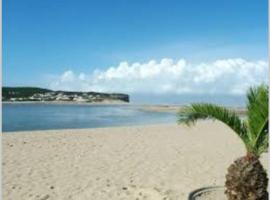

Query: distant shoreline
[2,100,130,106]
[3,101,246,115]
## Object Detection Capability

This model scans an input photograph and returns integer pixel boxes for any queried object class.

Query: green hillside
[2,87,129,102]
[3,87,52,99]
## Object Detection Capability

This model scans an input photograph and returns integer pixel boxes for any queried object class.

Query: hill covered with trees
[2,87,129,103]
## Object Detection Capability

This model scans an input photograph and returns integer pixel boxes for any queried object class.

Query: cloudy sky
[3,0,268,99]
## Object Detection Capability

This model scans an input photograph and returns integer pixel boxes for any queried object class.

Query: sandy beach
[3,122,268,200]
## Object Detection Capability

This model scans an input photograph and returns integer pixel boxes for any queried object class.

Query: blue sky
[3,0,268,95]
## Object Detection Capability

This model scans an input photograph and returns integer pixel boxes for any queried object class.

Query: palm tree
[178,84,268,200]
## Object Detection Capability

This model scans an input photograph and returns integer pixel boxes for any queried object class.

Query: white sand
[3,122,268,200]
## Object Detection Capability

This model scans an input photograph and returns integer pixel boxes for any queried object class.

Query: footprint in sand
[131,188,167,200]
[70,185,170,200]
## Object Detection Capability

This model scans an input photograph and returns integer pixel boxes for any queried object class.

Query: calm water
[3,103,177,132]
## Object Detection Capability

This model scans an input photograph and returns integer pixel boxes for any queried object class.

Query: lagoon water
[3,103,177,132]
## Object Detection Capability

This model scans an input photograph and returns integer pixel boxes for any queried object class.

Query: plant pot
[188,186,226,200]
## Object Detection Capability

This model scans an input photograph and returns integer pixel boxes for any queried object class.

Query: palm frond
[178,103,249,145]
[246,84,268,155]
[257,130,269,155]
[177,84,269,157]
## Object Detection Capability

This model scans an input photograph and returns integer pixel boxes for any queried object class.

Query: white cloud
[60,70,75,82]
[48,58,268,95]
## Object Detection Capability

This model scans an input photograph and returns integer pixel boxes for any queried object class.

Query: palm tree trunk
[225,155,268,200]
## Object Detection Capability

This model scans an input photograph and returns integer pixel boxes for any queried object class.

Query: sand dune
[3,122,268,200]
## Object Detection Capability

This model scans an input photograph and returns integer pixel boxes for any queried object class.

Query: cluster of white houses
[9,92,110,102]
